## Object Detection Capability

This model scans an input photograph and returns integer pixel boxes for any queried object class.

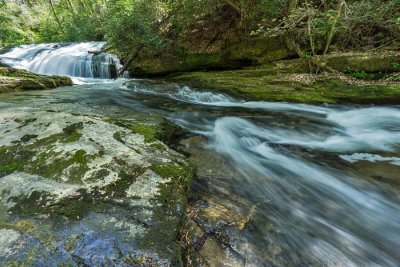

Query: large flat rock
[0,95,192,265]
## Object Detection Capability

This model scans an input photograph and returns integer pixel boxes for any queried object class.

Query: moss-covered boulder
[0,67,72,93]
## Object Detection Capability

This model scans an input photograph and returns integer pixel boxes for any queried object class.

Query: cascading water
[122,82,400,266]
[0,42,122,79]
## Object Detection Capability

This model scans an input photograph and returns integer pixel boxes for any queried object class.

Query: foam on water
[204,116,400,266]
[138,85,400,265]
[162,87,400,153]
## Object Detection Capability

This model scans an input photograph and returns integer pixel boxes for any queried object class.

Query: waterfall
[0,42,122,79]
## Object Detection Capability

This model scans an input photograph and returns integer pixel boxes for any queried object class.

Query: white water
[207,116,399,265]
[167,86,400,152]
[0,42,122,79]
[125,82,400,265]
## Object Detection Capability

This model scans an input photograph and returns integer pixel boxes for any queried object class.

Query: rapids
[126,82,400,266]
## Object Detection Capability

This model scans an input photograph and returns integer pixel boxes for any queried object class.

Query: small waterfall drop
[0,42,122,79]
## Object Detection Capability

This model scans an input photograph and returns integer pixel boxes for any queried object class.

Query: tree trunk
[48,0,63,30]
[323,0,345,56]
[284,0,299,55]
[118,46,144,77]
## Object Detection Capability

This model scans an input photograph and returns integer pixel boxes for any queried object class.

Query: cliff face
[127,35,400,78]
[127,38,295,77]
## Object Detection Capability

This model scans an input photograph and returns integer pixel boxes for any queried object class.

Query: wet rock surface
[0,88,192,266]
[179,136,280,267]
[0,67,72,94]
[178,127,400,266]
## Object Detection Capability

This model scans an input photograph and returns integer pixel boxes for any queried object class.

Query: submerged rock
[0,67,72,93]
[0,97,193,265]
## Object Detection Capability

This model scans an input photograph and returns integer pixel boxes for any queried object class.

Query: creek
[0,43,399,266]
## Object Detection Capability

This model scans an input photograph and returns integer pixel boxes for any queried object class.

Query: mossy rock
[0,67,72,93]
[130,53,227,77]
[169,67,400,104]
[224,37,295,65]
[0,90,193,265]
[324,53,400,73]
[139,161,194,263]
[129,38,294,77]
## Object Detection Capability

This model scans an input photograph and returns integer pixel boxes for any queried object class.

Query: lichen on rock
[0,95,193,265]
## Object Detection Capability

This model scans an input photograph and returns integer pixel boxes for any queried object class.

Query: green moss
[225,38,293,64]
[9,190,90,219]
[60,122,84,143]
[85,168,111,183]
[62,131,82,143]
[27,149,96,184]
[0,220,35,232]
[0,146,34,175]
[113,131,124,143]
[151,163,193,185]
[0,67,42,79]
[150,143,166,151]
[138,161,194,261]
[0,67,73,94]
[0,132,94,183]
[103,167,146,197]
[325,54,400,73]
[169,69,400,104]
[0,160,25,174]
[44,197,89,219]
[63,122,83,135]
[20,134,38,142]
[128,38,294,77]
[105,117,183,144]
[130,123,158,142]
[31,133,64,147]
[344,67,386,80]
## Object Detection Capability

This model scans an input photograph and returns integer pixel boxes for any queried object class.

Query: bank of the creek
[0,43,399,266]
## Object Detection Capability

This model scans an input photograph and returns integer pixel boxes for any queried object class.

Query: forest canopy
[1,0,399,57]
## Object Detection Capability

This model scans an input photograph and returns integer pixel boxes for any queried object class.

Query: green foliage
[0,0,398,62]
[253,0,400,56]
[346,69,368,80]
[0,2,41,46]
[105,0,167,55]
[36,0,108,42]
[344,67,386,80]
[385,73,400,82]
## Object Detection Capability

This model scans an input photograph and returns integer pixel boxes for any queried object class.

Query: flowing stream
[129,82,400,266]
[0,44,399,266]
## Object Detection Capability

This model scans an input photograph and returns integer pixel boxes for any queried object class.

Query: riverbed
[0,78,399,266]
